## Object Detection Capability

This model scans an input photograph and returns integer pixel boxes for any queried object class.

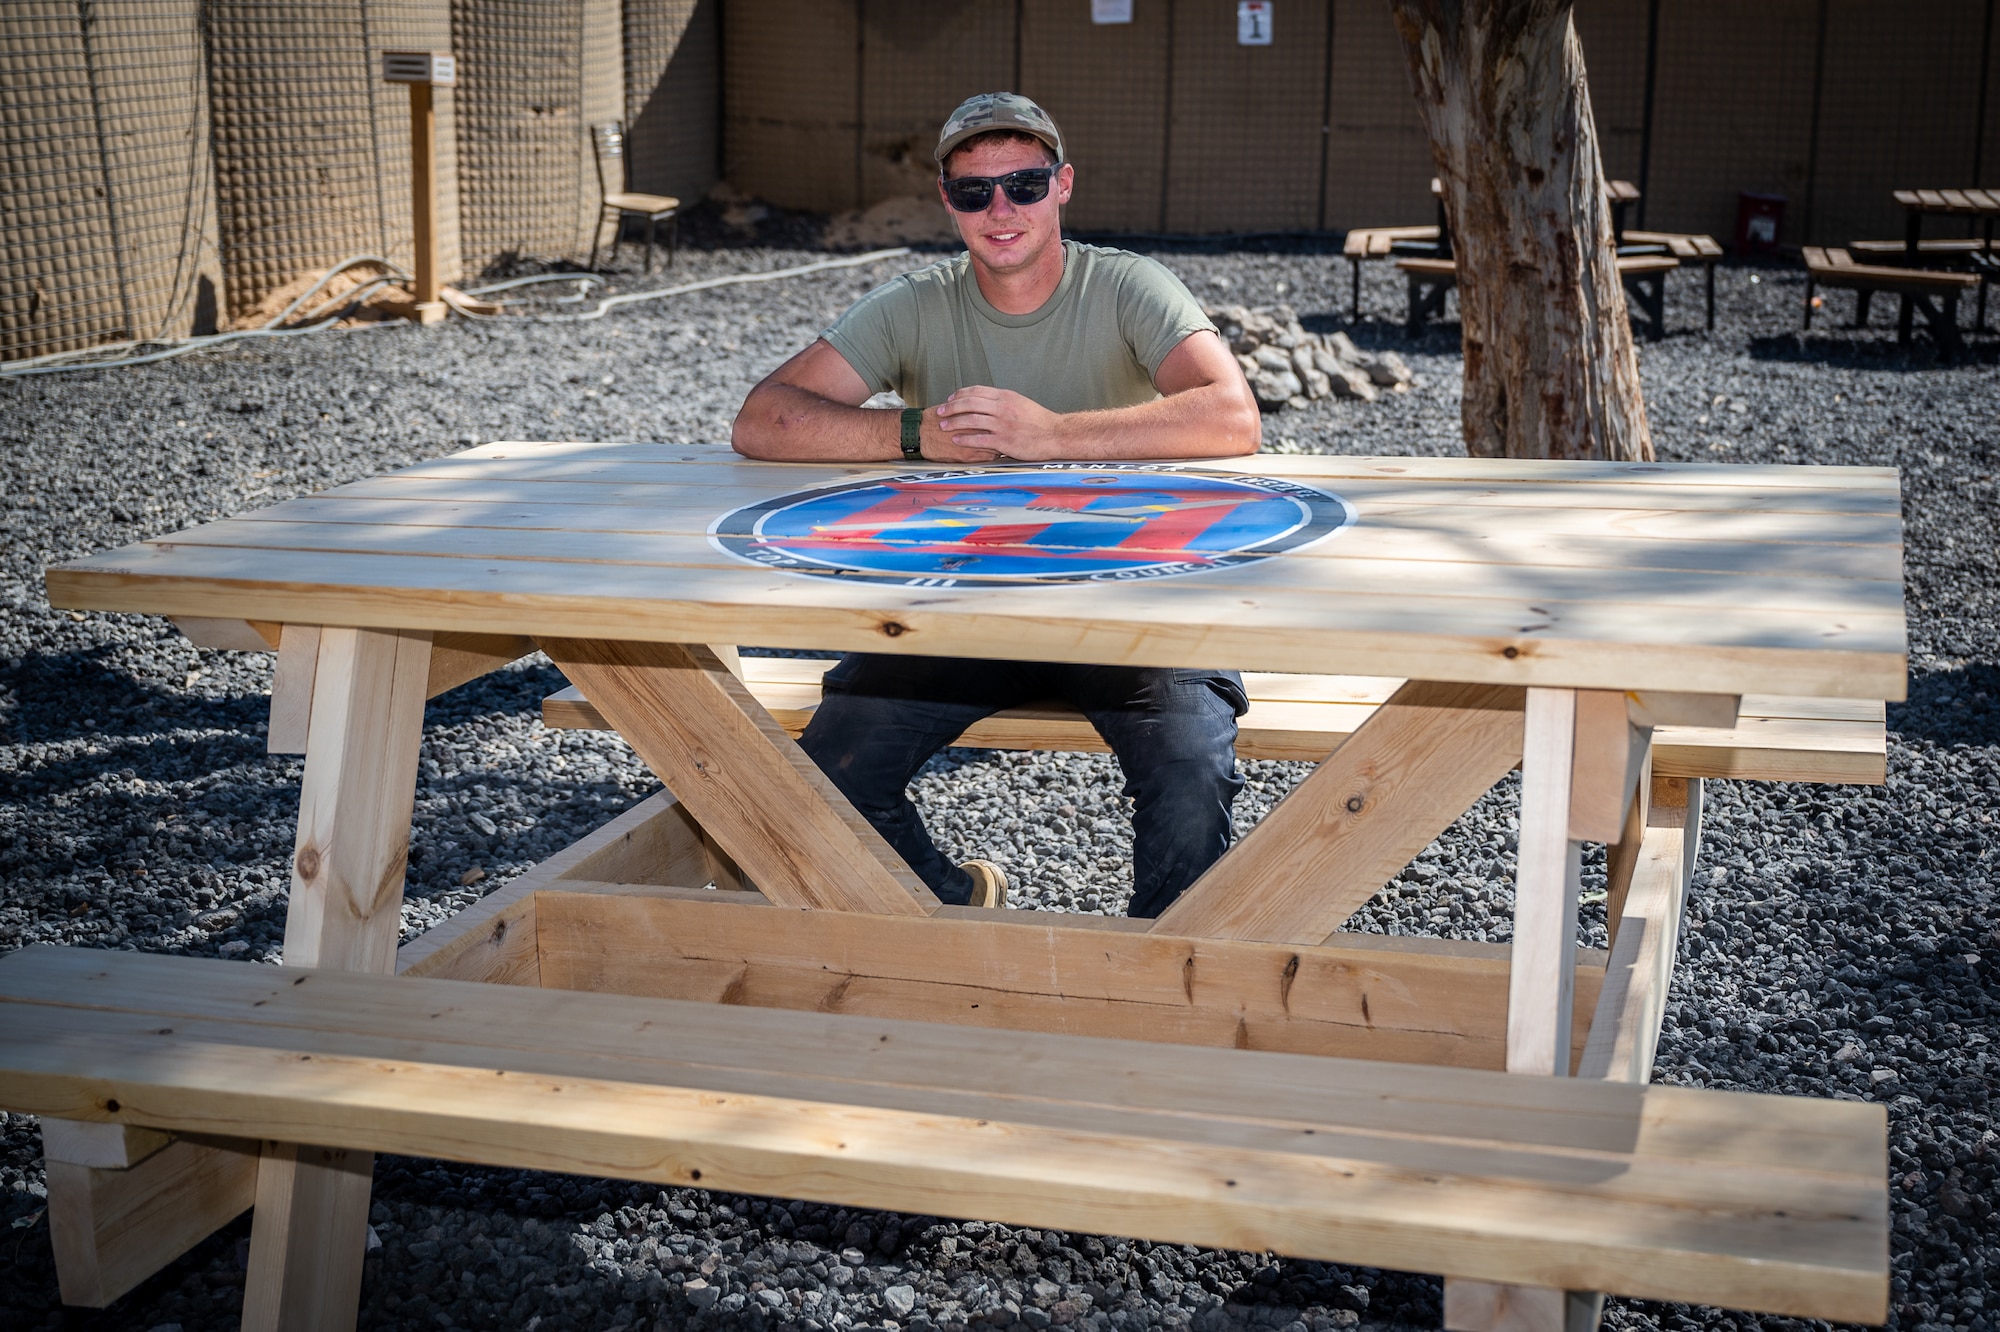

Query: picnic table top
[45,444,1907,700]
[1895,188,2000,214]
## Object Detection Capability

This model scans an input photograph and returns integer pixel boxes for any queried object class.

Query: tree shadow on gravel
[0,646,270,748]
[1744,331,1996,370]
[1887,662,2000,748]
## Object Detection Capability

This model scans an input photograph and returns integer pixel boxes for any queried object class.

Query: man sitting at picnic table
[732,92,1262,914]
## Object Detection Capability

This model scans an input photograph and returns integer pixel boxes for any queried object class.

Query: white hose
[2,246,919,376]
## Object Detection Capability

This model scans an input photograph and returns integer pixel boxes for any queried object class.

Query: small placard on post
[382,50,456,86]
[1236,0,1272,44]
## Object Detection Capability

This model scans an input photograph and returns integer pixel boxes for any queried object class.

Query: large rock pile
[1206,304,1413,410]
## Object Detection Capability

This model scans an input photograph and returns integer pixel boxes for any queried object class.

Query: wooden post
[242,626,433,1331]
[408,81,444,325]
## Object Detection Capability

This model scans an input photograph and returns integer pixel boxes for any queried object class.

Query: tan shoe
[958,859,1009,909]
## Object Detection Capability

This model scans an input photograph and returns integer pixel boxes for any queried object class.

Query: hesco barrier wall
[205,0,462,323]
[726,0,2000,246]
[452,0,623,273]
[624,0,719,203]
[1,0,221,360]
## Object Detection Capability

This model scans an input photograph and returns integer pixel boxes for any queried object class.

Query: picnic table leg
[1704,261,1716,333]
[241,626,434,1332]
[1447,688,1629,1332]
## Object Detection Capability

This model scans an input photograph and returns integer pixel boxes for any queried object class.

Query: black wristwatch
[899,407,924,461]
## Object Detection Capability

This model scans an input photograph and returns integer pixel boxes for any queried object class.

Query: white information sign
[1237,0,1273,44]
[1092,0,1133,23]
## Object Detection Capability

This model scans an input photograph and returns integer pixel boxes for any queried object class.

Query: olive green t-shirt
[820,241,1215,413]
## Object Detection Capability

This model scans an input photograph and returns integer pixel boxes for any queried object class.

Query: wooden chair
[590,123,679,274]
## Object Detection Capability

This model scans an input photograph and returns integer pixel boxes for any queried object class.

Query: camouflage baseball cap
[935,92,1064,166]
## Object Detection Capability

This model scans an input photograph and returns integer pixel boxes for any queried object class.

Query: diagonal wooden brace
[540,639,936,916]
[1149,680,1524,944]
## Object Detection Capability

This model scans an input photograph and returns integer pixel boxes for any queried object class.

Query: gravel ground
[1,230,1996,1332]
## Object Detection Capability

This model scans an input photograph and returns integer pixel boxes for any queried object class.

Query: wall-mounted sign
[1092,0,1133,23]
[1237,1,1272,45]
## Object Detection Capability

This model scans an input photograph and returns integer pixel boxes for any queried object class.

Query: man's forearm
[1037,383,1261,460]
[732,382,904,461]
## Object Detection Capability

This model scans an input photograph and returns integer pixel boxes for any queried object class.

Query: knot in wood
[1344,794,1366,814]
[1501,645,1520,659]
[293,845,322,880]
[879,620,908,637]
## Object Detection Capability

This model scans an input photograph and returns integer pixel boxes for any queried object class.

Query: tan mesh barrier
[1021,0,1168,233]
[1573,0,1649,187]
[1165,0,1328,233]
[860,1,1012,204]
[205,0,462,323]
[1645,0,1822,246]
[1322,0,1429,233]
[722,0,861,211]
[1808,0,1988,246]
[453,0,622,272]
[623,0,719,200]
[2,0,219,361]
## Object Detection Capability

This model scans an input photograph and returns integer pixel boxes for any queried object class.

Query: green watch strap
[899,407,924,460]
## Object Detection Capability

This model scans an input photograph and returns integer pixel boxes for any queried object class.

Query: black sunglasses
[941,167,1058,213]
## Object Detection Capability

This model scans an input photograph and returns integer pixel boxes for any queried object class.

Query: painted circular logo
[708,464,1356,587]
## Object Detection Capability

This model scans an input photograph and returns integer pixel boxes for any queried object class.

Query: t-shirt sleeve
[820,278,916,396]
[1117,256,1218,381]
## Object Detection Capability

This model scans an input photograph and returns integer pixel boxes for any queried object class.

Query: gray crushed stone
[1,242,1995,1332]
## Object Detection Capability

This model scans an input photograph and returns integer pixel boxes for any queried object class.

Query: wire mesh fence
[1,0,218,361]
[204,0,461,324]
[5,0,1997,360]
[623,0,718,203]
[452,0,622,273]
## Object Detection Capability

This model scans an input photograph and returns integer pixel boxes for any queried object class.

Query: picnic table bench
[1395,253,1681,340]
[1802,246,1978,359]
[13,444,1903,1332]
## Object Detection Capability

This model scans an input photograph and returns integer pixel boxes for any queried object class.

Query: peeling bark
[1388,0,1651,461]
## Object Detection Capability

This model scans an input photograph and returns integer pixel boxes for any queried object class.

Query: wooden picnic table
[1894,187,2000,253]
[23,444,1905,1330]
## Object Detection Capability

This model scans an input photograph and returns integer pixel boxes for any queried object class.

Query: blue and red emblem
[708,464,1356,587]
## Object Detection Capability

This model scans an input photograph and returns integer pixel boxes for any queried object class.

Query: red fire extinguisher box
[1736,193,1786,254]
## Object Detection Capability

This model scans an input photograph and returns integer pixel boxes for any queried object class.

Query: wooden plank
[247,624,434,1332]
[0,948,1890,1322]
[531,883,1604,1069]
[1153,681,1524,944]
[41,1118,172,1170]
[1600,751,1653,954]
[171,616,281,651]
[546,679,1882,785]
[127,517,1908,619]
[243,1140,374,1332]
[425,632,535,697]
[224,490,1910,578]
[1579,778,1702,1086]
[266,623,319,755]
[397,790,717,983]
[47,548,1908,702]
[46,1133,259,1308]
[1509,688,1584,1077]
[1444,1281,1597,1332]
[433,440,1903,490]
[538,638,936,915]
[1567,690,1647,844]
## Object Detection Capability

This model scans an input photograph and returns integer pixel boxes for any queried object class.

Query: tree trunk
[1388,0,1652,461]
